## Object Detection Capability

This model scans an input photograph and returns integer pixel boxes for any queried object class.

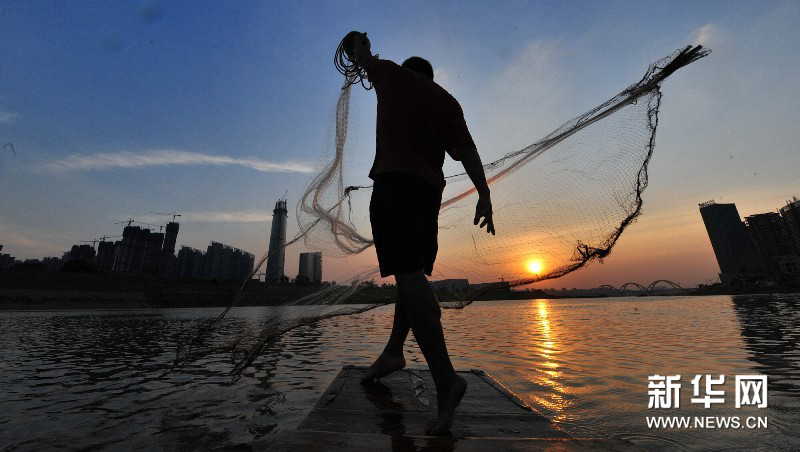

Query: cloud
[0,110,19,124]
[138,210,273,224]
[472,40,569,162]
[691,24,717,46]
[41,149,316,173]
[433,67,452,89]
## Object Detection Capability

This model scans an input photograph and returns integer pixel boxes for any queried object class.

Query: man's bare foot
[426,375,467,435]
[360,352,406,384]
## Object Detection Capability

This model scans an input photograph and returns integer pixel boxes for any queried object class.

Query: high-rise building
[745,212,799,279]
[162,222,179,255]
[176,242,254,281]
[151,222,180,278]
[745,213,795,257]
[113,225,143,272]
[177,246,205,279]
[177,246,201,279]
[241,250,255,281]
[112,226,163,274]
[699,201,764,284]
[96,240,116,271]
[298,252,322,284]
[779,197,800,254]
[64,244,96,263]
[142,231,164,274]
[266,199,288,282]
[204,241,225,279]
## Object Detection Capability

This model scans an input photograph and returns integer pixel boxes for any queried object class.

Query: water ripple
[1,296,799,450]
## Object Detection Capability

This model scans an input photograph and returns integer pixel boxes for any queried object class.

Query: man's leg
[364,175,411,383]
[395,269,467,435]
[384,302,410,355]
[362,301,409,382]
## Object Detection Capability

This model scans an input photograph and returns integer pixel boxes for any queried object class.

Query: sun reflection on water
[528,299,571,418]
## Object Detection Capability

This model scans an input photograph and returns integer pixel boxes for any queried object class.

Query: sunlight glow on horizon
[526,258,544,275]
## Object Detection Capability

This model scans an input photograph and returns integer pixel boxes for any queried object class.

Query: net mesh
[174,45,710,378]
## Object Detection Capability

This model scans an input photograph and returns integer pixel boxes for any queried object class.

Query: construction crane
[80,239,99,249]
[114,218,136,227]
[151,211,182,222]
[136,221,164,232]
[113,218,164,232]
[80,235,122,250]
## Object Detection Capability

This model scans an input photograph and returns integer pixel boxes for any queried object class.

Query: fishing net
[174,43,709,378]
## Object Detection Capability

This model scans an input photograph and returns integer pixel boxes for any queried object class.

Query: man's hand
[459,147,495,236]
[474,193,495,235]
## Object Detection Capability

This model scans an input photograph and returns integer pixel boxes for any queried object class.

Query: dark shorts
[370,173,443,278]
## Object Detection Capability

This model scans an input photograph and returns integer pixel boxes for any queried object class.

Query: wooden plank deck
[263,365,641,451]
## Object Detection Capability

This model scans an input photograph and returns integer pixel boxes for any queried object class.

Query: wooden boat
[263,365,641,451]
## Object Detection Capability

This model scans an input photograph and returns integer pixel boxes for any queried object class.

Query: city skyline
[2,1,799,288]
[7,193,800,288]
[699,199,800,286]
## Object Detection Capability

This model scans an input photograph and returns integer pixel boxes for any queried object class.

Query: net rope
[173,44,710,378]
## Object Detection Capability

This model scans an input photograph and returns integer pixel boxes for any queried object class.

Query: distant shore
[0,271,543,309]
[2,271,797,310]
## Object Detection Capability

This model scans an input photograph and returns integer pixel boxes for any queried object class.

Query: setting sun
[526,259,544,275]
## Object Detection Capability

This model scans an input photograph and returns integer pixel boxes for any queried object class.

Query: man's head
[402,56,434,80]
[343,31,371,64]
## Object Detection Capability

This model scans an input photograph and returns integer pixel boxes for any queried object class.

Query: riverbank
[0,271,556,309]
[3,271,796,310]
[0,272,318,309]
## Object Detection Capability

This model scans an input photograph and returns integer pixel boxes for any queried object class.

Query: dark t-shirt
[364,58,476,190]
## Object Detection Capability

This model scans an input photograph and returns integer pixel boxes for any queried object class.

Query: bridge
[599,280,687,296]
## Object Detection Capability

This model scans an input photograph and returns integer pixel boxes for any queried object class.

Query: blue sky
[1,1,798,286]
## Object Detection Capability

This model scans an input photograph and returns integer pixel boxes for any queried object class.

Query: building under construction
[92,220,181,276]
[699,201,764,284]
[780,197,800,254]
[111,225,164,274]
[176,241,254,281]
[700,200,800,285]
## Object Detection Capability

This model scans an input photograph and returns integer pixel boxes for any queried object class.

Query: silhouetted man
[344,31,494,435]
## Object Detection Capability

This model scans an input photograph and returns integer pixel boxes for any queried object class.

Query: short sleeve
[364,58,399,85]
[438,96,476,161]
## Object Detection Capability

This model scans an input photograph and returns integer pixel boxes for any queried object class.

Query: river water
[2,294,799,451]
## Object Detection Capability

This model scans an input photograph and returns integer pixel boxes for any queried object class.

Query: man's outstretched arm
[458,147,495,235]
